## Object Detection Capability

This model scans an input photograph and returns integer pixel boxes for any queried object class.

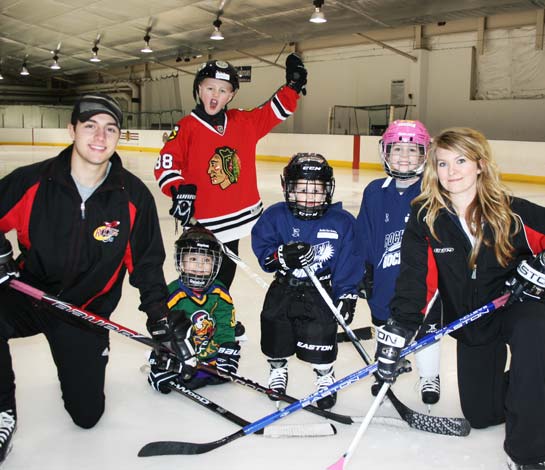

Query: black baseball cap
[71,92,123,128]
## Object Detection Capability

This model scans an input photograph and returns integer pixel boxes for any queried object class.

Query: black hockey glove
[215,342,241,375]
[146,311,197,381]
[147,351,178,394]
[169,184,197,226]
[0,239,19,287]
[375,318,413,383]
[358,263,374,299]
[285,53,307,96]
[337,293,357,325]
[504,251,545,307]
[277,242,315,270]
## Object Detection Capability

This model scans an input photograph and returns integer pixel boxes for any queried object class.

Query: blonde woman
[374,128,545,469]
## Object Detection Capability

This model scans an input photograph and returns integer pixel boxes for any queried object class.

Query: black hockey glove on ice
[215,342,241,375]
[169,184,197,226]
[285,53,307,96]
[146,311,197,381]
[375,318,413,383]
[337,293,357,325]
[147,351,179,394]
[504,250,545,307]
[0,238,20,287]
[277,242,315,270]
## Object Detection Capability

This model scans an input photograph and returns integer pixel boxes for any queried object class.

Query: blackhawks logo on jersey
[207,146,241,190]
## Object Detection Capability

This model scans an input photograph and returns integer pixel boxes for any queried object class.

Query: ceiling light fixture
[310,0,327,23]
[210,18,224,40]
[90,45,101,62]
[141,29,153,53]
[50,55,61,70]
[20,60,29,76]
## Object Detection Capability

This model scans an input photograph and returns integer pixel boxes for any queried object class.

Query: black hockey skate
[420,375,440,405]
[267,359,288,403]
[507,455,545,469]
[314,366,336,410]
[0,409,16,466]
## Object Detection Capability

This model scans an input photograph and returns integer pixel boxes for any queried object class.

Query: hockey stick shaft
[9,279,167,353]
[304,267,471,436]
[188,217,270,290]
[139,292,508,456]
[328,382,392,470]
[166,379,263,432]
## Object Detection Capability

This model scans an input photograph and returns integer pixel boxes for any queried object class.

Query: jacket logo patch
[207,146,240,189]
[93,221,120,243]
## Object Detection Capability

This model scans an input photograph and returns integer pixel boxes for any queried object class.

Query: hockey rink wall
[0,127,543,184]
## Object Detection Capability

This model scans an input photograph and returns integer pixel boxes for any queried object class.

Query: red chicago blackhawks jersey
[155,85,299,243]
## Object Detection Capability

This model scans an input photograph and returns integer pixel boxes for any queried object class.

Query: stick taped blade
[263,423,336,437]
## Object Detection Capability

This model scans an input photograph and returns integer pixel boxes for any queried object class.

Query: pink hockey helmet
[379,120,431,180]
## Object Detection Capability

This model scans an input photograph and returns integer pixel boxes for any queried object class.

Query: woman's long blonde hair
[413,127,520,267]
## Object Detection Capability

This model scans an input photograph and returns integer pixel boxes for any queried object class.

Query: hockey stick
[9,279,173,355]
[138,292,509,456]
[337,326,374,342]
[328,382,392,470]
[139,364,336,437]
[304,267,471,437]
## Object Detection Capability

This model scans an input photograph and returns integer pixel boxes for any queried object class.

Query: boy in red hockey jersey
[154,54,308,289]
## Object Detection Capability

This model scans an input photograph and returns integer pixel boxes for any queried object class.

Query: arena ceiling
[1,0,544,84]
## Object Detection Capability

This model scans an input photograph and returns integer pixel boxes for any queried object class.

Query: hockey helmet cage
[174,227,223,291]
[282,153,335,220]
[379,120,431,180]
[193,60,240,101]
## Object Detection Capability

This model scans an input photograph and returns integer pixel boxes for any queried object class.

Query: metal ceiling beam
[235,50,283,69]
[355,33,417,62]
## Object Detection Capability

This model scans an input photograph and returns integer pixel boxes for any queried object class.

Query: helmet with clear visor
[282,153,335,220]
[174,227,223,291]
[379,120,430,180]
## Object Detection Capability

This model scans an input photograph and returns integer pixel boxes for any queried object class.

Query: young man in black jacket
[0,93,194,465]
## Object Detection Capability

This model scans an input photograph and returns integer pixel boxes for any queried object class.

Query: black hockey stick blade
[139,430,245,456]
[388,392,470,436]
[337,326,374,342]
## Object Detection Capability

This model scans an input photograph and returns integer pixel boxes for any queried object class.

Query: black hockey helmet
[174,227,223,291]
[282,153,335,220]
[193,60,240,101]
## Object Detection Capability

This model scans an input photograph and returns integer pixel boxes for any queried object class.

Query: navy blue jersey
[356,177,421,321]
[252,201,361,301]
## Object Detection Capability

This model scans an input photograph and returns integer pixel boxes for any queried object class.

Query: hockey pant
[457,300,545,466]
[260,280,337,364]
[0,287,109,429]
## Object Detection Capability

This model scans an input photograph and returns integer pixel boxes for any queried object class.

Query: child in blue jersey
[356,120,442,406]
[251,153,360,410]
[147,227,241,393]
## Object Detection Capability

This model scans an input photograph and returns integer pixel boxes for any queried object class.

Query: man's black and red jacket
[0,145,168,320]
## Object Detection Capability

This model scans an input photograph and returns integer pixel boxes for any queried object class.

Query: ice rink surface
[1,145,544,470]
